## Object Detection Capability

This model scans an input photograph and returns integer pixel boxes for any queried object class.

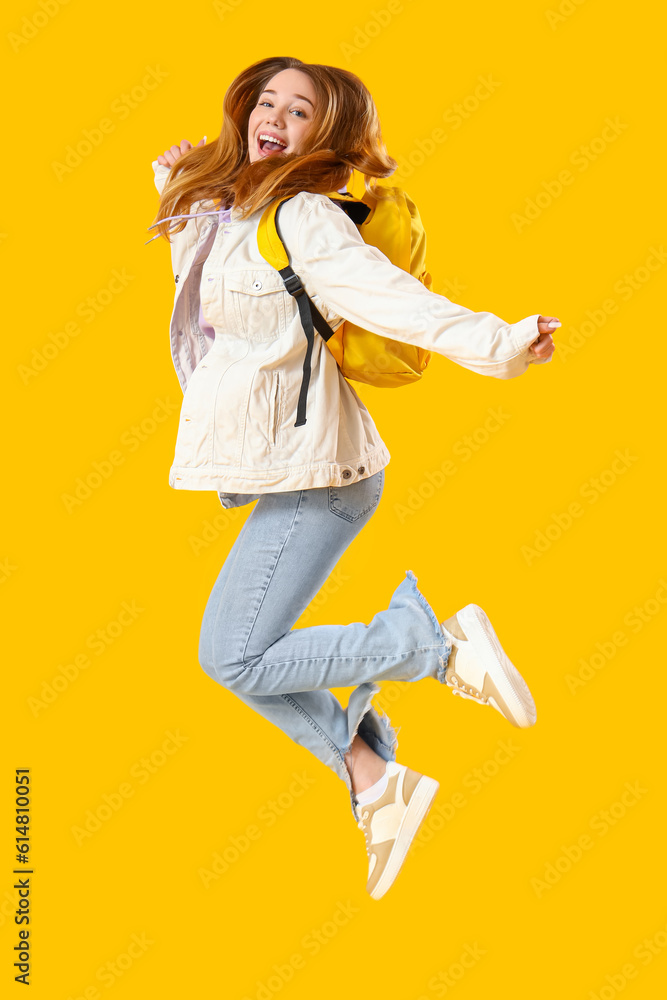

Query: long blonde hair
[150,55,397,241]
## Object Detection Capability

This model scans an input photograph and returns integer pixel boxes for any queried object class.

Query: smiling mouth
[257,133,288,155]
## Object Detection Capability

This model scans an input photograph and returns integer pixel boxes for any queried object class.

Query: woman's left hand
[528,315,560,360]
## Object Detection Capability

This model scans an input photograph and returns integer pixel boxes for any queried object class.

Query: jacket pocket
[268,370,284,447]
[225,270,291,342]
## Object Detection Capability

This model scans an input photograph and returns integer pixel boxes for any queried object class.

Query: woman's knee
[198,631,254,692]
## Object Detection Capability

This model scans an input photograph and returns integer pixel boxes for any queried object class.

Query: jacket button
[358,466,365,474]
[252,279,263,290]
[342,470,352,479]
[175,274,180,283]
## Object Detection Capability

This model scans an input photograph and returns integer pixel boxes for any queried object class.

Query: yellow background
[3,0,666,996]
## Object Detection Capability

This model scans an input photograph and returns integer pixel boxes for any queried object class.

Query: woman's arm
[150,138,218,274]
[152,137,206,195]
[152,159,171,196]
[286,192,557,379]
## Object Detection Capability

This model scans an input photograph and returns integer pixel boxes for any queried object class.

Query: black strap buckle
[280,268,304,297]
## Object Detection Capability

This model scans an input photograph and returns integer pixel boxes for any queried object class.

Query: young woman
[148,55,558,901]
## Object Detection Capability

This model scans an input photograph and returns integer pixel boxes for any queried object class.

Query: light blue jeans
[198,468,452,819]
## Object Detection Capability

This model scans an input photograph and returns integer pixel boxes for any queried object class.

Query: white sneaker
[440,604,537,728]
[356,761,439,900]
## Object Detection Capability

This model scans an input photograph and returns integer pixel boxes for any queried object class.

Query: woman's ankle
[345,733,388,795]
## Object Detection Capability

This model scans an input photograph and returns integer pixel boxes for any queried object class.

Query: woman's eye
[257,100,306,118]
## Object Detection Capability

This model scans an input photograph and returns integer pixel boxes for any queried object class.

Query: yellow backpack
[257,181,433,427]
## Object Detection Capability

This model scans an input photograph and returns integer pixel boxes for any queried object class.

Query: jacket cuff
[152,159,171,195]
[509,313,541,354]
[509,313,553,366]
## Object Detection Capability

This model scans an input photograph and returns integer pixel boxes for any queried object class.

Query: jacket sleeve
[152,159,171,195]
[288,192,548,380]
[150,160,216,278]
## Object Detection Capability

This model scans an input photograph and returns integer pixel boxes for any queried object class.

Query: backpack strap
[261,193,371,427]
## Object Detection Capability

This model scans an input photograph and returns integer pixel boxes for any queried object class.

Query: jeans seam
[239,643,444,671]
[280,693,346,768]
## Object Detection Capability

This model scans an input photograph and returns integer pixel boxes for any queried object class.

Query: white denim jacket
[150,160,546,501]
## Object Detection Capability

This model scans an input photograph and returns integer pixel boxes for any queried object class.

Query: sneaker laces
[357,809,372,854]
[446,670,489,705]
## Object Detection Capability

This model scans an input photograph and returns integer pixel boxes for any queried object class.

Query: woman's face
[247,68,318,163]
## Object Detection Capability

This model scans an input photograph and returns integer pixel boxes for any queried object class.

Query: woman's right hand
[528,315,561,361]
[157,137,206,168]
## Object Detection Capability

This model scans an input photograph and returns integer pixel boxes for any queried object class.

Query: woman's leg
[200,470,450,695]
[198,468,451,817]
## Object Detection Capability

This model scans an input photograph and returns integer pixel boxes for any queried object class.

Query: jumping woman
[148,55,558,900]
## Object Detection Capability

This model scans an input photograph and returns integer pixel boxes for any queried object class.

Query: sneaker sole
[457,604,537,728]
[370,775,440,900]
